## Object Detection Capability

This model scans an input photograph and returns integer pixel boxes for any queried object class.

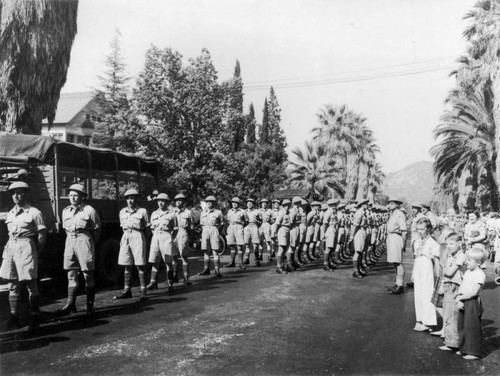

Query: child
[454,246,487,360]
[438,233,466,351]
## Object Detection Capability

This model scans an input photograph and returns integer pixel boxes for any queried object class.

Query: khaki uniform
[352,208,367,253]
[119,207,149,266]
[275,210,292,247]
[323,208,338,248]
[175,207,194,256]
[270,208,280,239]
[0,205,45,281]
[200,209,224,251]
[62,204,101,271]
[226,208,247,246]
[244,209,262,244]
[305,209,320,243]
[289,207,301,247]
[386,208,407,263]
[259,208,273,242]
[149,208,178,263]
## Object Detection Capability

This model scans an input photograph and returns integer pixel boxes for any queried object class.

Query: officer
[147,193,178,293]
[0,182,46,332]
[259,199,274,261]
[322,198,339,271]
[386,198,408,294]
[244,198,262,266]
[173,193,194,285]
[275,199,292,273]
[224,197,247,269]
[198,195,224,277]
[58,184,101,316]
[115,188,150,301]
[351,199,369,278]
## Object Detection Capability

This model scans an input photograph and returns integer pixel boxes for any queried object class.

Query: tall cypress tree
[246,102,256,144]
[260,98,270,144]
[267,86,286,149]
[230,60,243,112]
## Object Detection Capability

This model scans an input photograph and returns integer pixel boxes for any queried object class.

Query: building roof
[42,92,100,125]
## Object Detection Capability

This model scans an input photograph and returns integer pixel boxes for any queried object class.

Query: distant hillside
[382,161,435,204]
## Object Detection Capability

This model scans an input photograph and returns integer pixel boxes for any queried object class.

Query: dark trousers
[457,297,483,357]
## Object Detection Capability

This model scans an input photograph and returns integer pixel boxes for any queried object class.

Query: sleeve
[275,213,283,225]
[397,213,407,232]
[142,210,150,228]
[472,270,486,285]
[454,253,467,267]
[88,208,101,230]
[352,211,362,227]
[32,209,46,231]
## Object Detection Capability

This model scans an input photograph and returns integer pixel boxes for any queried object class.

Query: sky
[62,0,477,174]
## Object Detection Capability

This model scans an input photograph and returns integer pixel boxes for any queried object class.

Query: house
[42,92,102,145]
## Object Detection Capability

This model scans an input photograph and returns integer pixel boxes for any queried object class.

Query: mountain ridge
[382,161,435,204]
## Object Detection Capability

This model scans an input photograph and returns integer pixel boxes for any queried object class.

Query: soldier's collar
[126,206,139,213]
[13,203,30,213]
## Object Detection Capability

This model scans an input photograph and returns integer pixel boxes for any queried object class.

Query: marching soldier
[147,193,178,293]
[115,189,150,301]
[244,198,262,266]
[0,182,46,332]
[259,199,274,261]
[173,193,195,285]
[322,198,339,271]
[58,184,101,317]
[198,195,224,277]
[386,198,408,294]
[275,199,293,273]
[224,197,247,269]
[351,199,369,278]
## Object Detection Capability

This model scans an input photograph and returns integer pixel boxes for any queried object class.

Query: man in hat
[275,199,293,273]
[225,197,247,269]
[411,204,425,249]
[147,189,159,201]
[386,198,408,294]
[115,188,150,301]
[421,204,438,233]
[334,202,348,263]
[147,194,178,293]
[351,199,369,278]
[172,193,194,285]
[198,196,224,277]
[289,196,303,267]
[305,201,321,261]
[244,198,263,266]
[270,199,281,257]
[0,182,46,332]
[322,199,339,271]
[259,199,274,261]
[58,183,101,316]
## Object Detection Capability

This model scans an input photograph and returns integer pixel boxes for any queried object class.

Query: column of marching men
[2,181,402,334]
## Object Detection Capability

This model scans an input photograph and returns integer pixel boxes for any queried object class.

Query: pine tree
[246,103,256,144]
[260,98,269,144]
[267,86,286,149]
[229,60,243,112]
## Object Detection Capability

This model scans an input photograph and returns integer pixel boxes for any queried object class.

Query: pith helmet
[231,197,241,204]
[68,183,86,196]
[388,198,403,205]
[246,198,256,203]
[124,188,140,197]
[292,196,302,204]
[282,199,292,206]
[205,195,217,202]
[311,201,321,207]
[357,199,369,207]
[174,193,186,201]
[8,181,30,191]
[272,198,281,203]
[327,198,338,206]
[261,198,269,204]
[155,193,171,201]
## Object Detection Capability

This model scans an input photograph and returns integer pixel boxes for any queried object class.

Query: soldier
[289,196,303,267]
[198,195,224,277]
[421,204,438,234]
[270,199,281,257]
[297,199,309,264]
[334,202,348,263]
[386,198,408,294]
[224,197,247,269]
[322,199,339,271]
[0,182,46,332]
[259,199,274,261]
[173,193,195,285]
[115,189,150,301]
[58,183,101,317]
[275,199,292,273]
[244,198,262,266]
[147,193,178,293]
[317,203,328,257]
[351,199,369,278]
[305,201,321,261]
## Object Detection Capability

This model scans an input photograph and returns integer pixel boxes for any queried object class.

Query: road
[0,251,499,375]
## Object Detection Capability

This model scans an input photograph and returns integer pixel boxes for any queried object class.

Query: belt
[155,229,172,234]
[280,224,290,228]
[389,232,401,235]
[229,222,243,225]
[9,236,33,241]
[125,228,143,233]
[67,231,91,238]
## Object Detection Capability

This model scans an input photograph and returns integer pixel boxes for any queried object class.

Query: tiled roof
[42,92,98,124]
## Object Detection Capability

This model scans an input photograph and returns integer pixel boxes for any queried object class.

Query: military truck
[0,132,160,285]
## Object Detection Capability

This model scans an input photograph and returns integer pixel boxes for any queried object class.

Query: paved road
[1,251,499,375]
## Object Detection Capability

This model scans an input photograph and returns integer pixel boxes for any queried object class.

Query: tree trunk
[493,68,500,212]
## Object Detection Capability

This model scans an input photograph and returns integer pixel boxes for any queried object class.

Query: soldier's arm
[33,211,47,251]
[89,208,102,244]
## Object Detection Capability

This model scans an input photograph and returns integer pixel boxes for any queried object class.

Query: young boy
[454,246,487,360]
[439,233,466,351]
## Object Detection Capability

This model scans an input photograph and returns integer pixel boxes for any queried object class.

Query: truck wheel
[96,238,121,286]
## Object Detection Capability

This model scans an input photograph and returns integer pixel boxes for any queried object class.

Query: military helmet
[311,201,321,207]
[282,199,292,206]
[246,197,256,203]
[68,183,87,196]
[8,181,30,191]
[357,199,369,207]
[261,198,269,204]
[174,193,186,201]
[124,188,140,197]
[292,196,302,204]
[155,193,171,201]
[231,197,241,204]
[205,195,217,202]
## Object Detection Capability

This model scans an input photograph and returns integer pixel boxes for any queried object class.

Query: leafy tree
[0,0,78,134]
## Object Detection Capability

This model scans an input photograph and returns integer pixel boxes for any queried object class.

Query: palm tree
[287,141,345,200]
[0,0,79,134]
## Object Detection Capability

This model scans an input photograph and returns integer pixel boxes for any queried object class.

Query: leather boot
[85,287,95,316]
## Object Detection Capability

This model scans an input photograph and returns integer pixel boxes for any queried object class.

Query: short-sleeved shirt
[175,207,194,229]
[352,208,367,228]
[227,208,247,225]
[458,268,486,296]
[464,220,487,244]
[289,207,300,226]
[271,209,280,224]
[261,209,273,224]
[150,209,177,233]
[443,251,467,285]
[275,210,292,227]
[387,208,407,234]
[200,209,224,227]
[246,209,262,225]
[119,206,149,230]
[62,204,100,233]
[307,210,320,227]
[323,208,337,227]
[5,205,45,238]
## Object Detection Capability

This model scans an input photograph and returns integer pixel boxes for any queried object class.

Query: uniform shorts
[259,223,272,242]
[271,224,278,239]
[119,231,147,266]
[64,234,95,271]
[313,224,321,243]
[325,226,337,248]
[201,226,220,251]
[0,238,38,281]
[149,231,177,263]
[244,224,260,244]
[226,224,245,246]
[305,225,315,244]
[386,233,404,263]
[175,228,190,256]
[370,227,377,245]
[353,228,367,253]
[277,226,290,247]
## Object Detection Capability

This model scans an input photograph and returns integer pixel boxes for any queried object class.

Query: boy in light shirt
[454,246,487,360]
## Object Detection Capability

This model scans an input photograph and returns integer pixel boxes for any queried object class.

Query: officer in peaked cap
[57,182,101,317]
[1,182,46,333]
[199,195,224,277]
[173,192,195,285]
[225,197,247,269]
[115,187,150,301]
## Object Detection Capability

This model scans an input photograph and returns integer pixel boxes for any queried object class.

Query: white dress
[412,236,440,326]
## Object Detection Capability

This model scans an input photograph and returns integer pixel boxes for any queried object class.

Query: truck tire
[96,238,121,286]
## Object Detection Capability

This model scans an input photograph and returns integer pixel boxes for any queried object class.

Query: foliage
[0,0,78,134]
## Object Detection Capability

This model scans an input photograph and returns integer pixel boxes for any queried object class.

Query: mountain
[382,161,435,205]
